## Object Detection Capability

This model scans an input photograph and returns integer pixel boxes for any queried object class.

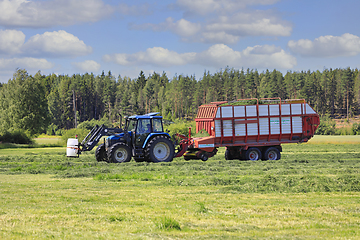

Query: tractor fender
[142,133,172,149]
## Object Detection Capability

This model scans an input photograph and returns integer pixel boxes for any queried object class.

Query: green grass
[155,216,182,231]
[309,135,360,144]
[0,135,360,239]
[0,135,63,150]
[34,135,62,145]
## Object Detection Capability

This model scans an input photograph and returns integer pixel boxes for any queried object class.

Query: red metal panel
[196,105,217,119]
[290,103,293,140]
[235,120,258,124]
[232,105,235,144]
[267,104,271,142]
[279,103,282,141]
[244,105,248,143]
[256,103,260,142]
[220,106,224,144]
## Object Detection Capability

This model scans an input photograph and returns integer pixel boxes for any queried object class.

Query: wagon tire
[108,143,131,163]
[95,143,108,162]
[263,147,281,160]
[225,149,233,160]
[146,135,174,163]
[244,148,262,161]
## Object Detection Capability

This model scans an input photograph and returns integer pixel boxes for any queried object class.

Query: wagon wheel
[263,147,281,160]
[244,148,262,161]
[225,149,233,160]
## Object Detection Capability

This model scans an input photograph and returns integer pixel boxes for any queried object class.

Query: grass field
[0,135,360,239]
[34,135,61,145]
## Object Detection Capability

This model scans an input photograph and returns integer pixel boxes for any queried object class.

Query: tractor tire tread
[146,135,175,163]
[107,142,132,163]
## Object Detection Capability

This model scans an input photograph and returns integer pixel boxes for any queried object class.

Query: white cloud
[21,30,92,57]
[172,18,202,37]
[72,60,101,72]
[132,6,291,44]
[0,29,25,55]
[201,31,239,44]
[130,17,201,38]
[103,54,129,66]
[204,13,292,38]
[0,57,54,70]
[0,0,114,28]
[241,45,297,69]
[288,33,360,58]
[104,47,196,67]
[196,44,241,66]
[103,44,296,69]
[197,44,296,68]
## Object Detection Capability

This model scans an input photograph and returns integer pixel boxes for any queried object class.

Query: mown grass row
[1,142,360,194]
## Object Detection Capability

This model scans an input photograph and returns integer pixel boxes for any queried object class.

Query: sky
[0,0,360,83]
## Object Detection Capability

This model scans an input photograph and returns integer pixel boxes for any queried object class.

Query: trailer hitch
[174,133,192,158]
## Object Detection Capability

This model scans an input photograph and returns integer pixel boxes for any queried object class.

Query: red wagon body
[177,98,320,161]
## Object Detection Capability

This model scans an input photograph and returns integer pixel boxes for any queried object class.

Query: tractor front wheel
[95,143,108,162]
[146,135,175,163]
[108,143,131,163]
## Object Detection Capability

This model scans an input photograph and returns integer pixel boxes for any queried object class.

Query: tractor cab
[125,112,165,149]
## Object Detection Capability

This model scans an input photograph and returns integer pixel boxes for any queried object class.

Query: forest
[0,67,359,137]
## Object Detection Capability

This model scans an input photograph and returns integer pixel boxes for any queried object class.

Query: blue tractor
[69,113,175,163]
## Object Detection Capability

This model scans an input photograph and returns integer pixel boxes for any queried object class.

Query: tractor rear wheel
[244,147,262,161]
[108,143,131,163]
[146,135,174,163]
[95,143,108,162]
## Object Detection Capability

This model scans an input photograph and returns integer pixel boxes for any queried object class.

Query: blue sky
[0,0,360,83]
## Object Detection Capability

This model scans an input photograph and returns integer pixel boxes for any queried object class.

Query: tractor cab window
[136,119,151,134]
[135,119,151,147]
[127,119,137,132]
[152,118,163,132]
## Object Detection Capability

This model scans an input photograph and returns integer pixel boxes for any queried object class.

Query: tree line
[0,67,359,136]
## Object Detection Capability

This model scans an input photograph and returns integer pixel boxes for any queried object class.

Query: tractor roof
[128,112,162,119]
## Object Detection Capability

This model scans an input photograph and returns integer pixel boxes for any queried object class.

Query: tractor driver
[136,120,151,146]
[145,124,151,133]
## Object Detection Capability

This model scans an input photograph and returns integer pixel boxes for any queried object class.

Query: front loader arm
[80,125,123,152]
